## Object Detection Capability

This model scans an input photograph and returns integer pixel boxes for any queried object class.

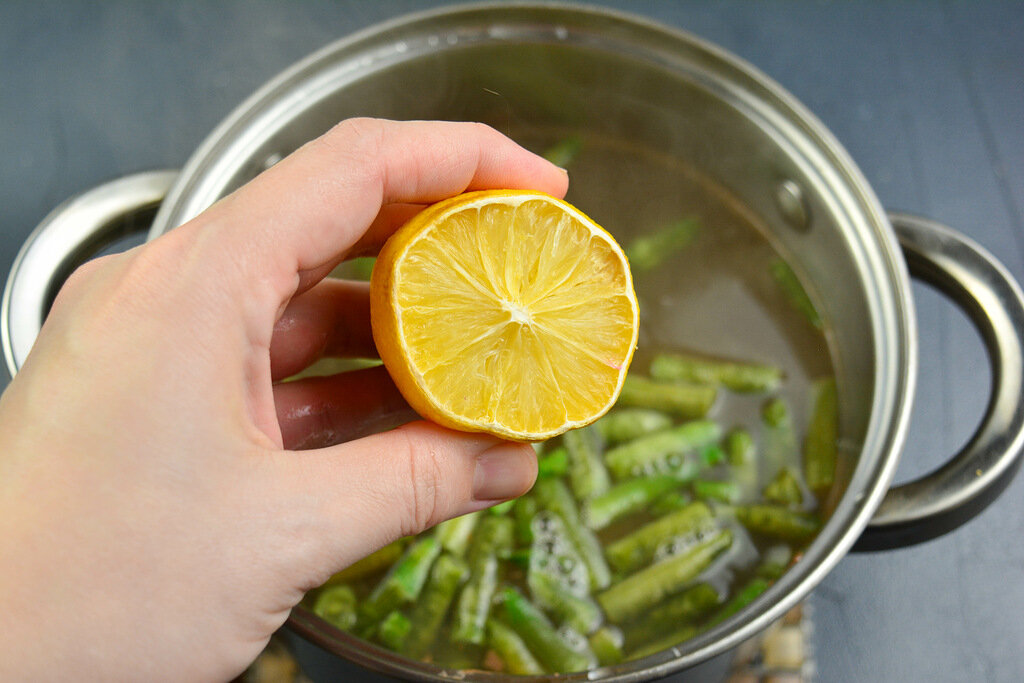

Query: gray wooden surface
[2,2,1022,681]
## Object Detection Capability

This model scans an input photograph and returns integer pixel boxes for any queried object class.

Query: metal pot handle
[856,212,1024,551]
[2,171,177,379]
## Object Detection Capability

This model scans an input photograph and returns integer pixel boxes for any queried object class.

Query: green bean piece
[360,536,440,624]
[542,135,583,168]
[763,468,804,507]
[489,499,516,516]
[487,618,545,675]
[532,478,611,590]
[537,446,569,478]
[563,424,611,501]
[595,409,673,444]
[623,582,720,650]
[322,538,406,586]
[650,352,783,393]
[625,219,699,273]
[604,421,720,480]
[733,504,821,543]
[628,624,698,660]
[529,570,603,635]
[605,501,715,574]
[699,443,726,468]
[513,495,539,545]
[705,577,771,627]
[312,584,358,632]
[582,474,682,530]
[378,610,411,650]
[804,376,838,495]
[402,554,469,658]
[499,587,597,673]
[598,528,732,624]
[692,479,741,504]
[617,375,718,419]
[648,489,692,516]
[761,398,798,478]
[771,259,823,330]
[589,626,625,666]
[756,545,793,581]
[724,428,758,500]
[436,512,480,557]
[452,516,514,645]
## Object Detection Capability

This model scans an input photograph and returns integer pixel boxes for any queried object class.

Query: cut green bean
[528,570,603,635]
[625,219,699,272]
[312,584,358,632]
[598,528,732,623]
[617,375,718,419]
[436,512,480,557]
[699,443,726,468]
[648,489,692,516]
[623,582,719,650]
[605,501,715,573]
[589,626,625,666]
[650,352,783,393]
[532,478,611,590]
[542,135,583,168]
[763,468,804,507]
[452,516,514,645]
[402,554,469,658]
[804,376,838,495]
[487,618,545,675]
[500,587,597,673]
[724,428,758,500]
[379,610,411,650]
[771,259,823,329]
[761,398,798,478]
[706,577,771,627]
[513,495,538,545]
[628,624,698,660]
[583,474,682,530]
[595,409,673,444]
[489,499,516,516]
[692,479,741,504]
[604,421,720,480]
[323,538,406,586]
[563,424,611,501]
[360,536,440,624]
[734,504,821,543]
[537,446,569,479]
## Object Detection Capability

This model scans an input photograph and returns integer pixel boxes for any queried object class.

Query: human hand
[0,119,568,681]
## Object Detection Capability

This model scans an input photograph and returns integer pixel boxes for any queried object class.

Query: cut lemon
[370,190,639,441]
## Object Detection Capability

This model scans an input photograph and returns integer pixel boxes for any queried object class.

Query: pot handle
[2,171,177,379]
[855,212,1024,551]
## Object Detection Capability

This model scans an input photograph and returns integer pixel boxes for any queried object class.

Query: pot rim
[149,3,917,680]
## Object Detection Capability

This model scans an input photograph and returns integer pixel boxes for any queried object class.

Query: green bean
[312,584,358,632]
[360,536,440,624]
[499,587,598,673]
[699,443,726,468]
[513,495,538,545]
[650,352,783,393]
[486,618,545,675]
[436,512,480,557]
[625,219,699,272]
[589,626,625,666]
[617,375,718,418]
[452,516,514,645]
[537,446,569,478]
[763,468,804,507]
[705,577,771,627]
[724,428,758,500]
[542,135,583,168]
[623,582,719,650]
[528,570,603,635]
[598,529,732,624]
[489,499,516,516]
[379,610,411,650]
[402,554,469,658]
[804,376,838,495]
[532,478,611,590]
[771,259,823,330]
[761,398,798,478]
[563,424,611,500]
[605,501,715,574]
[648,489,692,516]
[583,474,682,530]
[604,421,720,480]
[322,538,406,586]
[595,409,673,444]
[692,479,741,504]
[628,624,698,660]
[733,504,821,543]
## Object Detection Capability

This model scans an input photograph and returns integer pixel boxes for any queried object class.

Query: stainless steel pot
[4,4,1024,681]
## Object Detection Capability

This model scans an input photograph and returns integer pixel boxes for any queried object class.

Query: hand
[0,119,568,681]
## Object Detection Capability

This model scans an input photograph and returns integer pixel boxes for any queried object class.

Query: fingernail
[473,443,536,501]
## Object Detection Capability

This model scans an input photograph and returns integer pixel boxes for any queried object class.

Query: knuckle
[394,425,449,536]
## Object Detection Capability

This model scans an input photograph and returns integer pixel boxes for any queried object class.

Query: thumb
[285,421,536,574]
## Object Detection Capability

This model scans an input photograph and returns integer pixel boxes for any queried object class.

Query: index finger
[204,118,569,299]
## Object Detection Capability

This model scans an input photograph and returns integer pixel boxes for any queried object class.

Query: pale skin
[0,119,570,681]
